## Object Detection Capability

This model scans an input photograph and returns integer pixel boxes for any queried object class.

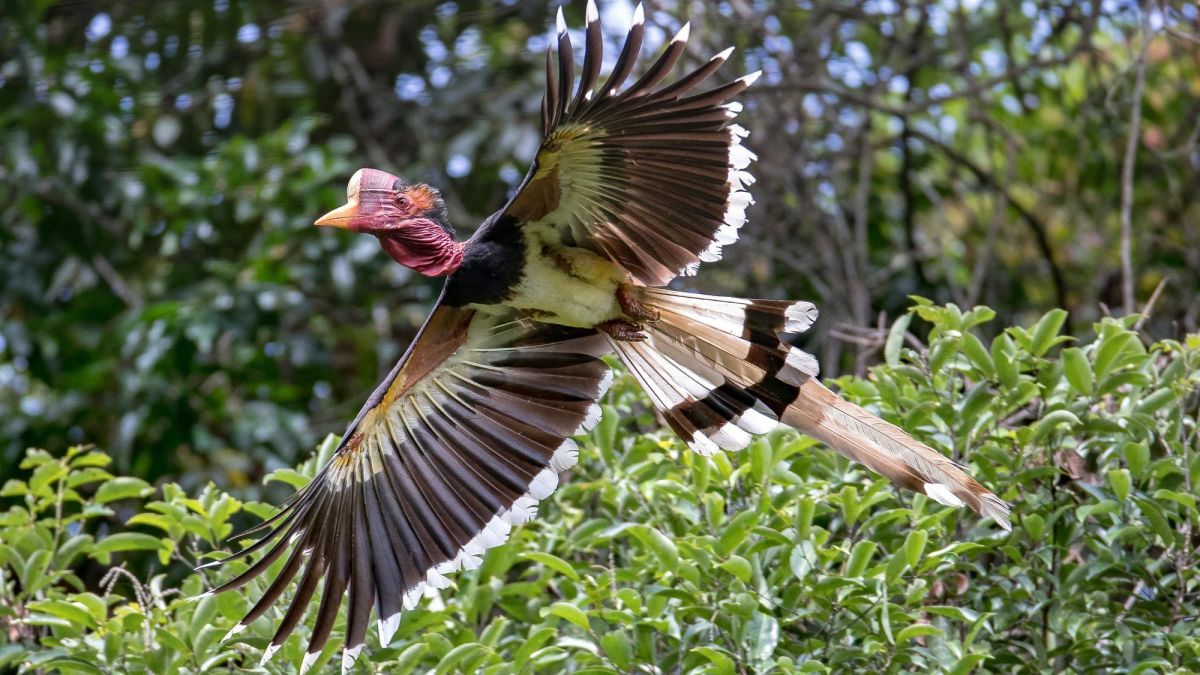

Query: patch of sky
[454,27,485,70]
[844,41,872,68]
[86,13,111,42]
[395,73,427,102]
[447,154,472,178]
[110,35,129,59]
[429,65,452,88]
[499,164,521,185]
[421,27,449,63]
[803,94,823,118]
[214,92,233,129]
[237,24,261,44]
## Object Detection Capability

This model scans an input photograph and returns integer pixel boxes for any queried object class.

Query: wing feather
[503,7,759,285]
[210,303,612,672]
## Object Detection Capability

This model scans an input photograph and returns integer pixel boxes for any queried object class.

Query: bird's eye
[395,194,409,208]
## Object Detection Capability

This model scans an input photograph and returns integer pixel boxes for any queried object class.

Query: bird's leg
[598,285,659,342]
[616,284,660,324]
[597,319,647,342]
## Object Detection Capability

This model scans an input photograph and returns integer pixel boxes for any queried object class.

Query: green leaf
[1031,410,1080,443]
[630,525,679,572]
[90,533,162,558]
[895,623,944,642]
[1108,468,1132,502]
[1029,309,1068,356]
[719,555,752,583]
[543,602,590,630]
[520,551,580,582]
[26,600,97,629]
[846,540,878,577]
[95,477,153,504]
[691,647,735,675]
[903,529,927,568]
[1061,347,1093,396]
[885,313,913,367]
[600,630,633,670]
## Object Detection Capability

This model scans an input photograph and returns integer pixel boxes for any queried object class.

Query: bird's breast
[503,236,625,328]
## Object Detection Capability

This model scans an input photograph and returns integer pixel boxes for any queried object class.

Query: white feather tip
[924,483,966,508]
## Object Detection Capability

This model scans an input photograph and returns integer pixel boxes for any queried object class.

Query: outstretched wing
[502,1,760,286]
[206,302,611,673]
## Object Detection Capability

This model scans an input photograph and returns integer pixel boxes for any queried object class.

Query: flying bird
[208,4,1011,672]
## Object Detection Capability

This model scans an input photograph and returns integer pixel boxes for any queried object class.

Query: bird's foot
[598,319,648,342]
[616,285,660,324]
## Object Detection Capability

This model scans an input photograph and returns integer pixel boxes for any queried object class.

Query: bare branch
[1120,13,1151,315]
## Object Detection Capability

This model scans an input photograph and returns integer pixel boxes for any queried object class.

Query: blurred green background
[2,0,1197,496]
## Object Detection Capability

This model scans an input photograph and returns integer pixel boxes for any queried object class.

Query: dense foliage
[3,305,1198,673]
[3,1,1200,493]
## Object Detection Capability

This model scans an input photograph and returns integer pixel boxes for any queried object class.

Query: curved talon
[617,285,660,324]
[598,319,647,342]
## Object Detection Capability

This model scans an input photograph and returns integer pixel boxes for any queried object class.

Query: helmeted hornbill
[207,4,1011,672]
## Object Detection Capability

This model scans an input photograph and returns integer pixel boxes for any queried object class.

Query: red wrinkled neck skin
[378,218,464,277]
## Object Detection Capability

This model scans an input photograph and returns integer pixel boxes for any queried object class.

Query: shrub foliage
[2,304,1198,673]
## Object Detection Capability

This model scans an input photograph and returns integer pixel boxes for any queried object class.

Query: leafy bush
[2,303,1198,673]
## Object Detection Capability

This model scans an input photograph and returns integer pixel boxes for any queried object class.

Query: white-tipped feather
[342,644,364,674]
[402,583,425,610]
[673,22,691,44]
[378,612,402,646]
[784,302,819,333]
[713,46,735,62]
[551,438,580,472]
[555,7,567,35]
[222,622,246,642]
[729,142,756,171]
[426,567,451,589]
[504,495,540,524]
[740,70,763,86]
[632,3,644,26]
[528,469,559,500]
[300,650,321,675]
[737,408,779,435]
[710,423,752,451]
[687,433,722,457]
[260,643,281,666]
[924,483,965,508]
[783,348,820,381]
[575,403,602,434]
[597,368,614,396]
[585,0,599,23]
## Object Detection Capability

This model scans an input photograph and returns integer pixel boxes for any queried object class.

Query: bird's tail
[608,286,1011,529]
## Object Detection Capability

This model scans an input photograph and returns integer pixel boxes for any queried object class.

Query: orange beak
[314,198,360,229]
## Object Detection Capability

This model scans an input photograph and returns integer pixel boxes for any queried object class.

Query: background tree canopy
[1,1,1199,672]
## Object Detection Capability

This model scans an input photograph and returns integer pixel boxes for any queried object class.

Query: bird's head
[315,168,463,277]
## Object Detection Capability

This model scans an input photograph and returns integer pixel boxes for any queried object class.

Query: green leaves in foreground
[2,303,1199,673]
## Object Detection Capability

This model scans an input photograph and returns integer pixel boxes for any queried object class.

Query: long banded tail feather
[613,286,1011,530]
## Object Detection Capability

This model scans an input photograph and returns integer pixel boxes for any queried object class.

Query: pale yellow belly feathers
[502,236,625,328]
